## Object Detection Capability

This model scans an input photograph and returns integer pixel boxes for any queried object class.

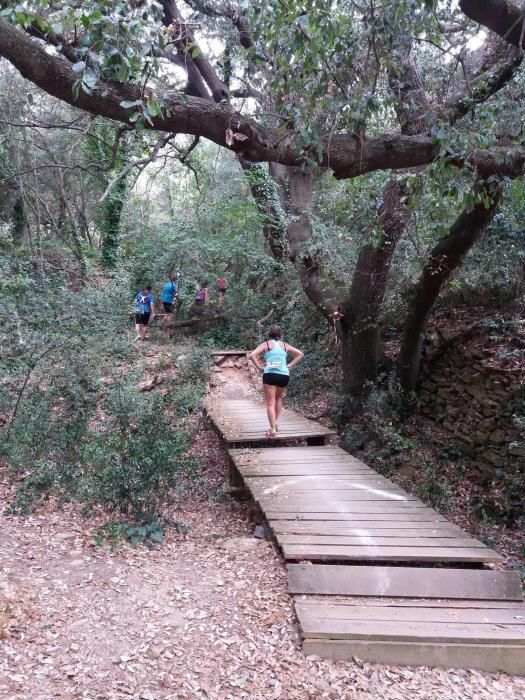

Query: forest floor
[1,337,525,699]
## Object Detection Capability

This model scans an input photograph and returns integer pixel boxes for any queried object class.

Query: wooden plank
[301,639,525,675]
[236,461,374,470]
[230,449,355,459]
[299,618,525,644]
[258,495,421,505]
[240,468,373,478]
[278,535,482,548]
[295,601,525,624]
[287,565,522,600]
[262,504,434,514]
[296,597,525,609]
[265,512,448,522]
[245,476,403,489]
[230,445,347,452]
[265,503,446,527]
[257,492,417,503]
[283,544,499,562]
[270,522,464,536]
[230,447,347,455]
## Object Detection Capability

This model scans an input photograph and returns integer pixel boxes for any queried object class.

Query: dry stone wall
[418,345,524,479]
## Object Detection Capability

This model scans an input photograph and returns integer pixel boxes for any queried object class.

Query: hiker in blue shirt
[161,274,178,313]
[135,285,155,340]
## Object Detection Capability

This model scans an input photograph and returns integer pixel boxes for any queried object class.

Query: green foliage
[3,1,166,102]
[0,248,198,520]
[94,518,166,548]
[80,386,192,517]
[412,460,454,513]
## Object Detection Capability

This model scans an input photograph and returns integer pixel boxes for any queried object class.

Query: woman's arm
[247,342,268,371]
[285,344,304,370]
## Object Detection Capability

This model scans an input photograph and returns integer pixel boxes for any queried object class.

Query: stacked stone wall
[418,346,524,478]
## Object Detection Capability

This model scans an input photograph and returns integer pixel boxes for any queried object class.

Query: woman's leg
[263,383,277,432]
[275,386,285,428]
[135,315,143,340]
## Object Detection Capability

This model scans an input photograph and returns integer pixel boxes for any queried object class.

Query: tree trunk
[340,315,383,412]
[101,174,127,269]
[238,158,288,260]
[338,51,430,405]
[340,177,414,403]
[11,194,25,246]
[398,181,502,396]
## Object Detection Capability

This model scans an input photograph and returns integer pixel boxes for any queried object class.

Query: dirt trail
[1,344,525,699]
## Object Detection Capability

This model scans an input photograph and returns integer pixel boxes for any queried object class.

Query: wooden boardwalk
[231,446,502,565]
[207,384,525,673]
[206,398,334,445]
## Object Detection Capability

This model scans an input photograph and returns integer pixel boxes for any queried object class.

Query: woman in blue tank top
[248,324,304,438]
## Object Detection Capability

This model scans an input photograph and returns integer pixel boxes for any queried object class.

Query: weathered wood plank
[270,522,464,536]
[283,544,499,562]
[288,565,522,600]
[258,496,422,507]
[265,511,448,522]
[278,535,482,547]
[245,476,404,490]
[300,618,525,643]
[264,501,434,522]
[257,492,417,503]
[301,640,525,675]
[295,601,525,624]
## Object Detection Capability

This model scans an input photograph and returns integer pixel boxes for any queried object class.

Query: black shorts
[135,312,151,326]
[218,288,226,294]
[263,373,289,388]
[163,302,174,313]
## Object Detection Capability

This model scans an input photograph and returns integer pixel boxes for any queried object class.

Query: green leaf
[120,99,143,109]
[146,99,161,117]
[72,61,86,76]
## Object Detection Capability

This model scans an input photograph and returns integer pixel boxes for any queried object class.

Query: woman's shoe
[266,429,277,439]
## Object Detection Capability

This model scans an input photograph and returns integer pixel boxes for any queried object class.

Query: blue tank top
[263,340,289,376]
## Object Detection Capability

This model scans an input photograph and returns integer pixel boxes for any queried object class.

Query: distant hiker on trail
[194,281,209,307]
[248,324,304,439]
[134,285,155,340]
[161,274,178,313]
[217,276,228,307]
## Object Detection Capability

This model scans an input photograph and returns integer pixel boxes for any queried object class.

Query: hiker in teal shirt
[161,275,178,313]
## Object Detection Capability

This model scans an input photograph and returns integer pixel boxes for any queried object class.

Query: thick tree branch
[1,19,524,182]
[460,0,525,49]
[445,40,523,124]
